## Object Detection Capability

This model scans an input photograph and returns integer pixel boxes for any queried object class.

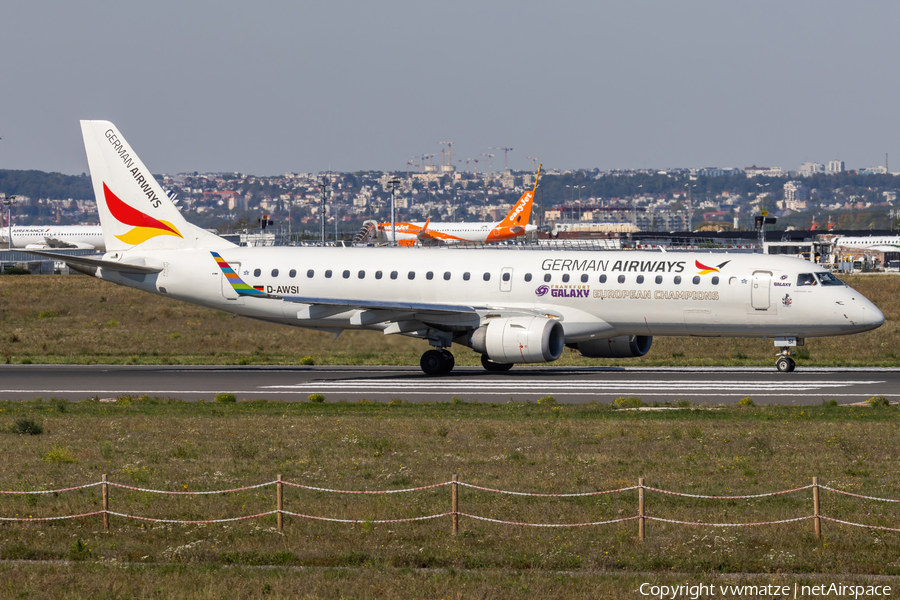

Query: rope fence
[3,475,900,538]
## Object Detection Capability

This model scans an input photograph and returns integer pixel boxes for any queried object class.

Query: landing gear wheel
[420,350,447,376]
[481,354,514,372]
[440,350,455,374]
[775,356,796,373]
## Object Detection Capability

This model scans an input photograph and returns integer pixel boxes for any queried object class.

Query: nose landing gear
[775,348,796,373]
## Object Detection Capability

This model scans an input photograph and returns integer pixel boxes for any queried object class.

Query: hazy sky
[1,1,897,175]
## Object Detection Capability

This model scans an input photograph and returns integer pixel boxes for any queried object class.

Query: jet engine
[471,316,565,364]
[571,335,652,358]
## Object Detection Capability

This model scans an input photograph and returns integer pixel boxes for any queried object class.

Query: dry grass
[1,399,900,579]
[0,273,897,366]
[0,564,896,600]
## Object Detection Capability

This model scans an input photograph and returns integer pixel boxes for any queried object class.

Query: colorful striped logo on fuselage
[211,252,267,297]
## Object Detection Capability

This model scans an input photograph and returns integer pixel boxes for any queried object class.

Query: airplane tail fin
[498,164,541,232]
[80,120,234,252]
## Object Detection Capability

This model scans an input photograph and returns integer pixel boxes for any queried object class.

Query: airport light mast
[2,195,17,249]
[318,178,328,247]
[387,177,401,246]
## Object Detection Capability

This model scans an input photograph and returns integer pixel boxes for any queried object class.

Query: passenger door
[751,270,771,310]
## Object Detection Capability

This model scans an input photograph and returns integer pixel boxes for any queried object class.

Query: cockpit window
[797,273,817,286]
[815,272,845,286]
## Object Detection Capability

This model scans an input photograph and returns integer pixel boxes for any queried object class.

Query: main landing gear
[775,348,796,373]
[420,349,455,376]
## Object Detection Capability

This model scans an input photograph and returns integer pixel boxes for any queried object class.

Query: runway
[0,364,897,405]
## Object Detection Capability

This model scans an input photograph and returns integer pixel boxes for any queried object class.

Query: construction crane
[439,141,454,171]
[459,158,472,173]
[480,152,495,177]
[472,157,480,176]
[406,159,415,178]
[490,147,514,172]
[526,156,539,173]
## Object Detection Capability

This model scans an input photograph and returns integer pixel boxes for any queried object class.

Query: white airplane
[28,121,885,376]
[376,169,539,246]
[833,235,900,252]
[5,225,105,250]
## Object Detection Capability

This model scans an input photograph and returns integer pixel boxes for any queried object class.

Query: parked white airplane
[6,225,105,250]
[833,235,900,252]
[28,121,885,376]
[375,168,539,246]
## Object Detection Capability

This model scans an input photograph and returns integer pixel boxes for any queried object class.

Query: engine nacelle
[572,335,652,358]
[471,316,565,364]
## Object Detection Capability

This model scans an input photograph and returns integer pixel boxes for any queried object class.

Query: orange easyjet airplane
[379,167,540,246]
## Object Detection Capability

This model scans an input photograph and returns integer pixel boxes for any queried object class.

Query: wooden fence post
[638,477,645,541]
[277,473,283,533]
[452,474,459,537]
[813,476,821,539]
[101,474,109,532]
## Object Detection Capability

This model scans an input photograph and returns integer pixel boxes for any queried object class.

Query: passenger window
[390,271,398,280]
[325,270,332,278]
[408,271,415,280]
[358,270,365,279]
[443,272,451,280]
[692,276,700,285]
[674,276,682,284]
[375,271,383,280]
[562,274,570,283]
[797,273,816,286]
[271,269,279,277]
[289,269,296,278]
[307,269,314,278]
[599,274,607,283]
[342,270,350,279]
[580,274,588,283]
[254,268,261,277]
[524,273,532,282]
[712,276,719,285]
[636,275,644,284]
[544,274,551,283]
[483,272,491,281]
[463,272,471,281]
[502,272,510,282]
[617,275,626,284]
[426,271,434,280]
[655,275,662,284]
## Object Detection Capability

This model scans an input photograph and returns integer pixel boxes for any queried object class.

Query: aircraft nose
[863,301,886,329]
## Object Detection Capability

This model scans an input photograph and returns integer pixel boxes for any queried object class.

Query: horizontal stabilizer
[21,250,163,274]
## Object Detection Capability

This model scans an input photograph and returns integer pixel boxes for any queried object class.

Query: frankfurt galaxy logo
[535,285,549,297]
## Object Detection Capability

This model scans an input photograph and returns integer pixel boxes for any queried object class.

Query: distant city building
[744,166,783,177]
[827,160,845,174]
[783,181,808,202]
[798,162,824,177]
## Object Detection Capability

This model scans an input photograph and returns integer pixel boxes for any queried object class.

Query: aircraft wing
[281,295,553,328]
[20,250,163,274]
[282,295,483,314]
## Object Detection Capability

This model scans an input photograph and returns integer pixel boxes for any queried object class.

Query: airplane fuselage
[8,225,105,250]
[97,246,883,342]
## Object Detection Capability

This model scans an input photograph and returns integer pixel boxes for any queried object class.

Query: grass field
[1,398,900,598]
[2,272,899,597]
[0,273,898,367]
